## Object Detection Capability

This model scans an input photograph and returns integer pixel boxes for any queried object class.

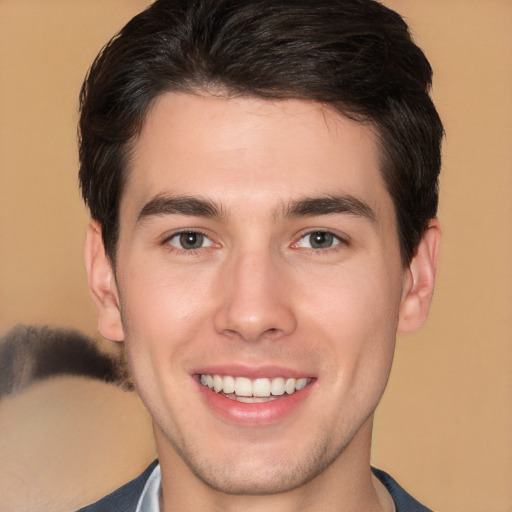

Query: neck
[155,416,394,512]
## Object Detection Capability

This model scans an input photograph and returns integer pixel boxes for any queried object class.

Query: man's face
[105,93,412,493]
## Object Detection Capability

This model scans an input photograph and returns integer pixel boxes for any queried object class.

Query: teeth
[270,377,285,396]
[285,378,296,394]
[296,378,309,391]
[213,375,223,392]
[223,375,235,394]
[234,395,277,403]
[200,374,311,397]
[234,377,252,397]
[253,378,271,397]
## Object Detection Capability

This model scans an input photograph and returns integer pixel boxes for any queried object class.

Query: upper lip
[192,364,315,380]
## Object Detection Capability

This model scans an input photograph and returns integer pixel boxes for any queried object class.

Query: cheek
[116,259,229,402]
[115,265,210,427]
[119,256,214,331]
[299,264,402,385]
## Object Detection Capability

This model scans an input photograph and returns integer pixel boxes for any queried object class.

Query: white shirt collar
[135,463,161,512]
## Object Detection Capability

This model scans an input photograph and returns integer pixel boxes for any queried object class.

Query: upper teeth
[200,375,310,397]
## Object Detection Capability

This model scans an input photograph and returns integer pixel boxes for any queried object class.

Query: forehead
[122,93,389,221]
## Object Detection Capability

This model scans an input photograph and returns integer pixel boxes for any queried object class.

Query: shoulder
[75,460,159,512]
[372,468,433,512]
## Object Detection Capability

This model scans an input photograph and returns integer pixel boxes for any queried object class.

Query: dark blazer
[76,461,432,512]
[76,460,158,512]
[371,468,433,512]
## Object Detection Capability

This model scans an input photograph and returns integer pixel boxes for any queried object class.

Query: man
[78,0,443,510]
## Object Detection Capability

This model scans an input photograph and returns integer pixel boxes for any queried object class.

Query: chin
[173,433,341,496]
[191,462,325,496]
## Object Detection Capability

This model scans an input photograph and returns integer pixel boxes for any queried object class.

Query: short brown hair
[79,0,443,265]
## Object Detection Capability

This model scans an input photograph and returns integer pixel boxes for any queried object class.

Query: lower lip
[196,379,314,426]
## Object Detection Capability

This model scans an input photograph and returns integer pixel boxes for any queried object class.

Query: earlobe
[398,219,441,334]
[84,221,124,342]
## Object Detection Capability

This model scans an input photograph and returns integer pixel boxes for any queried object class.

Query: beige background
[1,1,511,511]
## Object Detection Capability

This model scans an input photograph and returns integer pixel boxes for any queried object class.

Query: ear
[84,220,124,342]
[398,219,441,333]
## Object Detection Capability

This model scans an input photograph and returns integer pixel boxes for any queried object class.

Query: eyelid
[292,229,349,250]
[162,229,217,251]
[160,227,348,252]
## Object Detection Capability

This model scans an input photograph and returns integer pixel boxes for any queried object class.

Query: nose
[213,249,297,343]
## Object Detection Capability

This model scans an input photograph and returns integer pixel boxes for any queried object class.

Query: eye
[296,231,342,250]
[167,231,213,250]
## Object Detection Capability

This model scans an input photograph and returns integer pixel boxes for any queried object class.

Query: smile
[199,374,311,403]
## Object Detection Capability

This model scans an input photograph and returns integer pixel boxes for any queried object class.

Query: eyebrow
[282,194,376,223]
[136,192,376,224]
[137,194,224,223]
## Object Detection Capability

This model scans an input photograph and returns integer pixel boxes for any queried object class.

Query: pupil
[311,231,333,248]
[180,232,203,249]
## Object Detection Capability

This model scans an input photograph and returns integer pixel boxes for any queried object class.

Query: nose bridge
[214,245,296,342]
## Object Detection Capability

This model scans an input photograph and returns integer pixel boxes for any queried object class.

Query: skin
[86,93,440,512]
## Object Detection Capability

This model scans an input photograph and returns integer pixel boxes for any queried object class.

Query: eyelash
[162,230,215,255]
[162,229,348,256]
[292,230,349,253]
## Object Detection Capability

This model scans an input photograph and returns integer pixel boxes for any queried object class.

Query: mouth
[199,374,312,403]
